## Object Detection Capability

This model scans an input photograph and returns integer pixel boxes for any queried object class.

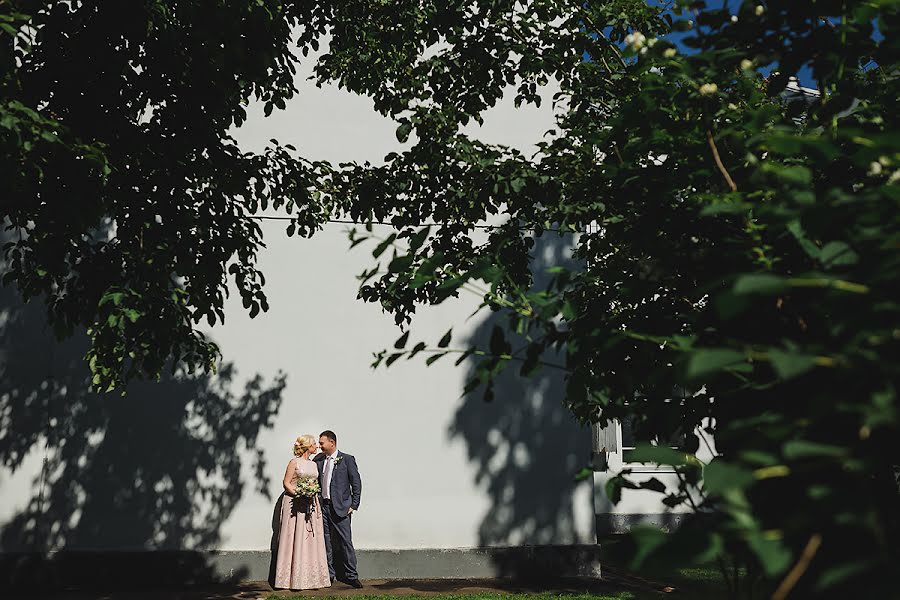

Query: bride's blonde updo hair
[293,434,315,457]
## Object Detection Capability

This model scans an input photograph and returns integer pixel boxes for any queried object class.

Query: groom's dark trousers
[315,452,362,581]
[321,499,358,580]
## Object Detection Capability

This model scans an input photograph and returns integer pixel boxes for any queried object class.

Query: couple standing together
[274,430,363,591]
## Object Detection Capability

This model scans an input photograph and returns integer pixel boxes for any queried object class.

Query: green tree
[1,0,328,390]
[301,1,899,597]
[3,1,898,596]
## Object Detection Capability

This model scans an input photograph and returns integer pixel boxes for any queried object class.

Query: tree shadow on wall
[0,283,286,589]
[450,232,594,578]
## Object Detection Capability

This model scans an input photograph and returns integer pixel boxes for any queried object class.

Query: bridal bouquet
[293,475,320,524]
[293,475,320,498]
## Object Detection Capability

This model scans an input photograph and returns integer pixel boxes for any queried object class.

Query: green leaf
[703,459,754,494]
[388,253,415,273]
[438,329,452,348]
[739,450,779,466]
[733,274,787,295]
[574,467,593,482]
[768,350,817,379]
[99,292,126,307]
[396,121,413,143]
[627,443,694,466]
[746,532,793,576]
[408,226,430,252]
[714,290,751,320]
[819,241,859,266]
[762,163,812,186]
[700,202,751,216]
[416,252,444,278]
[628,525,668,569]
[783,440,847,459]
[462,376,481,396]
[815,560,877,591]
[686,349,746,378]
[468,260,502,284]
[786,220,821,259]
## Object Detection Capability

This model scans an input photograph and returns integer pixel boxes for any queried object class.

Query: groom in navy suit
[315,430,363,588]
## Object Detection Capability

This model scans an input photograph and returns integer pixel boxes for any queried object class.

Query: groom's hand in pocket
[347,507,354,515]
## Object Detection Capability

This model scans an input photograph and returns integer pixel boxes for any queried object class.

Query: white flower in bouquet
[294,475,321,498]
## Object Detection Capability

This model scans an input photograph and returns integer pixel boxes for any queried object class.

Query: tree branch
[771,534,823,600]
[574,5,627,71]
[706,129,737,192]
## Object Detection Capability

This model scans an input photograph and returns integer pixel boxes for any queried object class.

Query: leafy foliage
[302,1,900,597]
[2,1,899,596]
[1,0,329,390]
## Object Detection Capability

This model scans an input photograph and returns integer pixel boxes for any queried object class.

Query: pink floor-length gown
[274,458,331,590]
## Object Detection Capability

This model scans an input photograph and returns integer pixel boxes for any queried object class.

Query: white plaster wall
[0,50,596,552]
[215,54,592,550]
[209,220,593,550]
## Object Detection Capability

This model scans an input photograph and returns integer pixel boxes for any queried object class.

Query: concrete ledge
[359,547,602,579]
[596,513,686,535]
[0,546,603,590]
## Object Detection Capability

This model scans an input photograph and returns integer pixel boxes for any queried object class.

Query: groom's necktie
[323,456,333,500]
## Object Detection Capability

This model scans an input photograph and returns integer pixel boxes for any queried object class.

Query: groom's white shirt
[322,450,340,500]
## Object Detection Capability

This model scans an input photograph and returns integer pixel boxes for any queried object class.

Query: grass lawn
[268,590,718,600]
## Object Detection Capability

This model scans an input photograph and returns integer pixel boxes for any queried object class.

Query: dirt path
[30,575,672,600]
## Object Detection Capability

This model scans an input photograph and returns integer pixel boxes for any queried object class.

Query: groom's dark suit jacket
[314,451,362,517]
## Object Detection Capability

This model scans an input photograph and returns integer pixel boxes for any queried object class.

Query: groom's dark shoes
[338,577,363,588]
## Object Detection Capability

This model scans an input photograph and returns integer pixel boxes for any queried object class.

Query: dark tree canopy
[2,1,899,596]
[1,0,326,389]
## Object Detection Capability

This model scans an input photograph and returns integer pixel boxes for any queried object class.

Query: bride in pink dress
[274,435,332,590]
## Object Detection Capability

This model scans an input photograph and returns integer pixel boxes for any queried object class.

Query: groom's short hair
[320,430,337,444]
